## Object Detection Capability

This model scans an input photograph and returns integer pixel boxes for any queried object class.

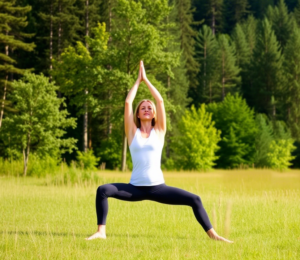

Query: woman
[86,61,233,243]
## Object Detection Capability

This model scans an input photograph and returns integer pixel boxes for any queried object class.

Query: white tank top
[129,128,165,186]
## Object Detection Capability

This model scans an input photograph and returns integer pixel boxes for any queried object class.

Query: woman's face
[138,101,154,121]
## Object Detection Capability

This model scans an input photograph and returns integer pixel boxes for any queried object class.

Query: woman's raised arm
[140,61,166,134]
[124,64,142,139]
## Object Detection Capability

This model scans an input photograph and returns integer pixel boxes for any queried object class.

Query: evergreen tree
[283,25,300,141]
[250,18,283,117]
[38,0,84,73]
[175,0,200,91]
[205,0,224,34]
[222,0,250,34]
[249,0,275,18]
[239,15,257,103]
[231,23,251,98]
[194,25,219,104]
[266,0,293,49]
[293,0,300,26]
[207,94,257,168]
[159,0,191,164]
[0,0,35,128]
[216,34,241,100]
[254,114,274,167]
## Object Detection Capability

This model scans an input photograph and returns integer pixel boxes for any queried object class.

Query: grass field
[1,169,300,259]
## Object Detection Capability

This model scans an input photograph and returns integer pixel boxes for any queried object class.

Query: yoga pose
[86,61,233,243]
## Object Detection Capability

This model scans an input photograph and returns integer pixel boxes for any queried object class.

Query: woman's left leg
[148,184,233,242]
[148,184,212,232]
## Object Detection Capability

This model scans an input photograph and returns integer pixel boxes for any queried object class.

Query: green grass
[1,169,300,259]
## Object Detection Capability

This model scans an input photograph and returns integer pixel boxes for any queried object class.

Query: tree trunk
[222,52,225,100]
[0,75,8,128]
[83,0,89,152]
[88,112,92,149]
[50,1,53,72]
[212,5,216,35]
[0,34,9,128]
[166,76,170,158]
[57,1,62,98]
[23,134,31,176]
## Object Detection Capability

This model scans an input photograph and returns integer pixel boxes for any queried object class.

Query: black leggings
[96,183,213,232]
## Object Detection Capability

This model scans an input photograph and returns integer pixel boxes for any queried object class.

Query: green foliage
[250,18,283,116]
[207,94,257,168]
[216,34,241,100]
[222,0,250,34]
[283,25,300,141]
[0,72,77,175]
[254,114,274,167]
[173,104,221,170]
[254,114,296,169]
[266,0,293,49]
[96,127,132,170]
[76,149,100,170]
[0,0,35,123]
[27,154,61,178]
[194,25,219,104]
[267,139,296,170]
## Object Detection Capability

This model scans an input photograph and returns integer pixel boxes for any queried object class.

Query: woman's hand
[137,62,143,83]
[140,60,147,81]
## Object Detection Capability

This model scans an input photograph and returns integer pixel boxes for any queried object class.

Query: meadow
[1,169,300,260]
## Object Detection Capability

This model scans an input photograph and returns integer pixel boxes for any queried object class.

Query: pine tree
[175,0,200,90]
[205,0,224,34]
[254,114,274,167]
[249,0,275,18]
[222,0,250,34]
[251,18,283,117]
[266,0,293,49]
[216,34,241,100]
[283,26,300,140]
[0,0,35,128]
[231,23,251,99]
[293,0,300,26]
[207,94,257,168]
[240,15,258,55]
[194,25,219,104]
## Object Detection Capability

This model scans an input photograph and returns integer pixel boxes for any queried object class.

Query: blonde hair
[134,99,157,128]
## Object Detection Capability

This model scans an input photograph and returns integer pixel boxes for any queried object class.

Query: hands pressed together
[137,60,147,83]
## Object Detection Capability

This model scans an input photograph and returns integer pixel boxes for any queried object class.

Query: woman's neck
[139,122,152,133]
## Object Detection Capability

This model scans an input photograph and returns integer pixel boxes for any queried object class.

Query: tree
[239,15,257,102]
[109,0,179,171]
[283,25,300,141]
[173,104,221,170]
[216,34,241,100]
[222,0,250,34]
[194,25,219,104]
[207,94,257,168]
[175,0,200,89]
[0,0,35,128]
[0,73,77,176]
[254,114,274,167]
[266,0,293,49]
[250,18,283,117]
[205,0,224,34]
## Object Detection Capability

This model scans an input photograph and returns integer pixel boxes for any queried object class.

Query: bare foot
[206,228,234,243]
[85,231,106,240]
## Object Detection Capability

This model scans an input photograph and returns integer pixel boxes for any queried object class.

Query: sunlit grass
[1,169,300,259]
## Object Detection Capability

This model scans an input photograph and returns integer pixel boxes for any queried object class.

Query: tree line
[0,0,299,175]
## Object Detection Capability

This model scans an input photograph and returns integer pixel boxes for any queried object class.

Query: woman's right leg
[86,183,145,240]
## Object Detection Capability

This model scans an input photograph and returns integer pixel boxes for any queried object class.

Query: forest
[1,0,300,174]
